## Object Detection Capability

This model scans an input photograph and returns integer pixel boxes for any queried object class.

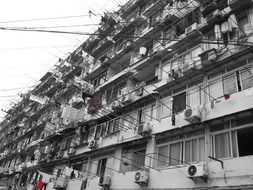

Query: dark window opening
[96,158,107,176]
[237,127,253,157]
[173,92,186,113]
[137,109,144,124]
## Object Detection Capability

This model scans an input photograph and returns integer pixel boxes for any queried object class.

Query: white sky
[0,0,128,119]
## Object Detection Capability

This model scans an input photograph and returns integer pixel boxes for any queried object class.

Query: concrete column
[114,146,122,172]
[145,135,156,168]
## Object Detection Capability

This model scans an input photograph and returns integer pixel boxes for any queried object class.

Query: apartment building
[0,0,253,189]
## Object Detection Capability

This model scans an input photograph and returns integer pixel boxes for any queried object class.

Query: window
[96,158,107,176]
[114,118,120,132]
[185,137,205,163]
[169,142,182,166]
[157,145,168,168]
[240,67,253,90]
[238,14,252,36]
[88,127,95,140]
[156,132,205,168]
[237,127,253,157]
[101,123,107,137]
[123,112,137,129]
[223,73,238,95]
[212,132,232,159]
[211,116,253,159]
[160,97,172,118]
[144,104,156,122]
[107,120,114,134]
[137,109,144,124]
[208,78,223,100]
[120,146,146,173]
[172,92,186,113]
[95,125,102,139]
[187,86,202,107]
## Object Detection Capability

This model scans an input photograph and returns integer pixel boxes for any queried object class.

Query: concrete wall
[82,156,253,190]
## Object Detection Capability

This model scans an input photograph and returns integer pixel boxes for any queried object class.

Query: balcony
[142,0,167,18]
[228,0,253,12]
[113,15,146,41]
[205,87,253,121]
[91,37,114,58]
[170,0,199,19]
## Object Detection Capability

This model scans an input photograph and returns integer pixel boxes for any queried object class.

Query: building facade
[0,0,253,189]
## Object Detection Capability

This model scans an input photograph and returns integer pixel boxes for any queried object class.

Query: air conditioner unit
[88,139,97,149]
[134,170,149,186]
[99,175,111,187]
[135,82,146,96]
[187,163,207,179]
[120,94,131,105]
[185,23,198,35]
[111,101,121,110]
[138,122,152,137]
[67,148,76,155]
[184,107,201,123]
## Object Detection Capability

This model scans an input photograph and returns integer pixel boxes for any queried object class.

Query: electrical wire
[0,14,102,24]
[1,0,253,168]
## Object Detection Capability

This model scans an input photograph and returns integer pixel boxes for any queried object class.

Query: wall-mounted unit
[88,139,97,149]
[137,122,152,137]
[110,100,121,110]
[120,94,131,105]
[185,23,198,35]
[187,163,207,180]
[99,175,111,188]
[184,107,201,123]
[134,170,149,186]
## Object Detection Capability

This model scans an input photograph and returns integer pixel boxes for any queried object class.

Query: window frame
[156,134,205,168]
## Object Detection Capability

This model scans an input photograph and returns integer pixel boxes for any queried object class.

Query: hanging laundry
[228,14,238,29]
[214,25,222,39]
[221,21,232,33]
[64,167,72,177]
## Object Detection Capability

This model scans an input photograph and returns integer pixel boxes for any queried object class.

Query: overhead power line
[0,14,101,24]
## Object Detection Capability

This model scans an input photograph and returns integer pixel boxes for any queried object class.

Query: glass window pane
[199,137,205,161]
[144,106,151,122]
[185,139,197,163]
[215,133,231,159]
[160,98,172,118]
[209,78,223,100]
[231,131,238,157]
[95,125,102,139]
[114,119,120,132]
[157,145,168,167]
[223,74,237,94]
[169,142,181,166]
[187,86,200,107]
[133,150,145,169]
[240,67,253,90]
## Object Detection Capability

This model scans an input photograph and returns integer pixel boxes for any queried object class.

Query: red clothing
[37,180,44,190]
